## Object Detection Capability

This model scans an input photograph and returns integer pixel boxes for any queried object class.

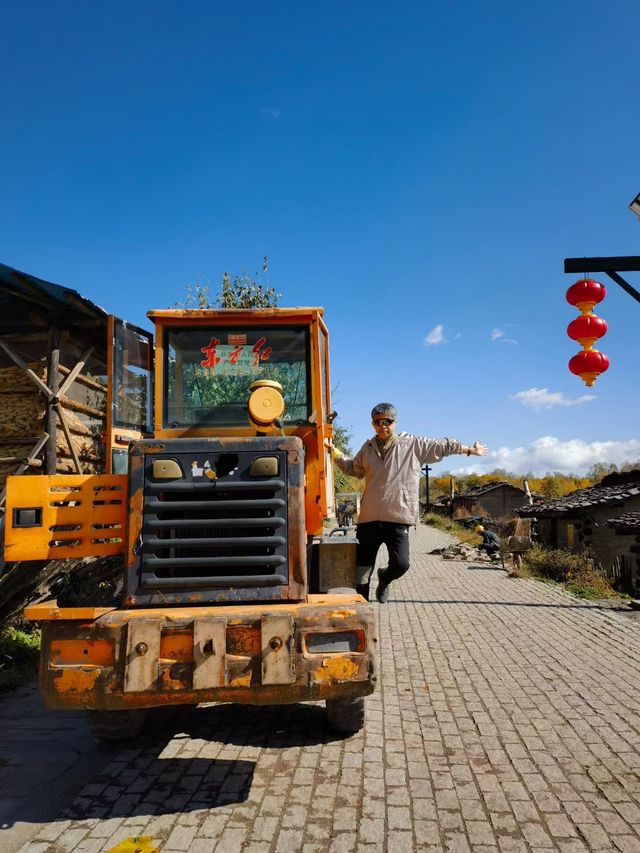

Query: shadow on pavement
[1,697,345,832]
[148,700,345,748]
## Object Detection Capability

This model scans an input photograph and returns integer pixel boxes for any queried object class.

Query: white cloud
[260,108,281,119]
[491,327,516,344]
[511,387,596,411]
[447,436,640,477]
[424,324,445,346]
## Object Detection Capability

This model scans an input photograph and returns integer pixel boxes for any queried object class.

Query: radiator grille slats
[140,452,288,591]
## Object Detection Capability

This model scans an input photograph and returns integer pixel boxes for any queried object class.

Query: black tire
[326,697,365,734]
[87,709,148,743]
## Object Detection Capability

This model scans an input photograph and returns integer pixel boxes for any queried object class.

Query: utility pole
[422,464,431,513]
[449,476,455,520]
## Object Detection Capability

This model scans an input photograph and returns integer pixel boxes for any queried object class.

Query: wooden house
[518,471,640,592]
[451,481,530,520]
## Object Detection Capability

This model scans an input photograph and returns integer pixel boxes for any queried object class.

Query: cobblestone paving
[16,525,640,852]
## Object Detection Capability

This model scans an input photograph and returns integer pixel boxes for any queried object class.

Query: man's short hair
[371,403,397,421]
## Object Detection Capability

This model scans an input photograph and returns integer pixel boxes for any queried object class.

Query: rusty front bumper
[26,594,377,711]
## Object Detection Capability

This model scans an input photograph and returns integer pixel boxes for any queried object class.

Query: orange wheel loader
[4,307,377,740]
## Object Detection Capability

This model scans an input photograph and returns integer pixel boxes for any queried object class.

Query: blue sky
[2,2,639,476]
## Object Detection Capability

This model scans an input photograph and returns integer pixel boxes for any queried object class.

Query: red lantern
[568,350,610,387]
[567,314,608,350]
[566,278,606,315]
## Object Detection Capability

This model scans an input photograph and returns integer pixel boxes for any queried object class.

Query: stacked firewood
[0,362,103,487]
[0,363,47,436]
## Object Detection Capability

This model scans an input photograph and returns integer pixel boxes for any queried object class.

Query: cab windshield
[165,325,311,427]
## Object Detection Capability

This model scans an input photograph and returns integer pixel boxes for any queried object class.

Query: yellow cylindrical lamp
[247,380,285,426]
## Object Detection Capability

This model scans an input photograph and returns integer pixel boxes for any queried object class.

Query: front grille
[140,453,288,590]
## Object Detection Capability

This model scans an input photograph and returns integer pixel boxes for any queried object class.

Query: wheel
[326,697,365,734]
[87,709,148,742]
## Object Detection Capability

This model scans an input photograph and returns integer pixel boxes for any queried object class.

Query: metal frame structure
[564,256,640,305]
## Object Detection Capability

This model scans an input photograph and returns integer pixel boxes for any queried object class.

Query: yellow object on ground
[105,837,158,853]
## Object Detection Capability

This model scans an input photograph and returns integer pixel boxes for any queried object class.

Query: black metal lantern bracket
[564,257,640,305]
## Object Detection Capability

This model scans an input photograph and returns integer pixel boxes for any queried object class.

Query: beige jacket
[335,432,464,525]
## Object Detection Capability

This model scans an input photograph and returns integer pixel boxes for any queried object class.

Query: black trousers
[355,521,411,600]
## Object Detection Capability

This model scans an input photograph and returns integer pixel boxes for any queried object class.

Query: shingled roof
[607,511,640,534]
[457,481,526,498]
[518,470,640,518]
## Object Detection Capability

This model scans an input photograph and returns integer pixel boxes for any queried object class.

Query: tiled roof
[457,481,526,499]
[607,511,640,533]
[518,471,640,517]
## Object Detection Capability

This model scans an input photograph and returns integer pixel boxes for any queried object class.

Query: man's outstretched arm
[328,442,365,479]
[417,438,489,463]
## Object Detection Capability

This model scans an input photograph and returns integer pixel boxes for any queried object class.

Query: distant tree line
[425,460,640,501]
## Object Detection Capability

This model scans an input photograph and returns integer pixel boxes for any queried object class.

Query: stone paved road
[5,524,640,852]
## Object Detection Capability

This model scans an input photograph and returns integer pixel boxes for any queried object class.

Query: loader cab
[148,308,335,535]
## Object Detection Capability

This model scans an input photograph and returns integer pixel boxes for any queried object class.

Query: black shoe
[356,583,370,601]
[375,569,390,604]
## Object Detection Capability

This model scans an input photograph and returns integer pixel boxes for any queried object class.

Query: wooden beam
[0,433,49,507]
[58,364,106,394]
[0,339,52,398]
[55,402,82,474]
[60,396,106,420]
[57,346,95,399]
[0,456,43,466]
[45,327,61,474]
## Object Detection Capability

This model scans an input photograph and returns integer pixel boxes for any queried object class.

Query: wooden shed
[452,481,530,519]
[0,261,112,504]
[0,262,154,514]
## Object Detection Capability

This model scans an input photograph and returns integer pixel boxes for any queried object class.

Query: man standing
[332,403,488,603]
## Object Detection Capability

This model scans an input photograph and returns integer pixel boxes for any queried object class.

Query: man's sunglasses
[373,418,395,426]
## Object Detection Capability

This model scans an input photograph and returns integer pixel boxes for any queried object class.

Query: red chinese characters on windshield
[252,337,272,366]
[199,336,272,371]
[200,337,221,369]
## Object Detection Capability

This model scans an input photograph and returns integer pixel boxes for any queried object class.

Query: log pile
[0,362,47,484]
[0,362,104,487]
[54,408,102,472]
[0,363,47,437]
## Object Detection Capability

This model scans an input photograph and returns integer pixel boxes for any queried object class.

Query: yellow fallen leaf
[105,837,158,853]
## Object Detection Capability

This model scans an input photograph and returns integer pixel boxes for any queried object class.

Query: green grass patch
[0,627,40,693]
[422,512,481,544]
[521,545,620,599]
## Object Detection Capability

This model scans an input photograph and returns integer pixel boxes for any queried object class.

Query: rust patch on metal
[127,483,143,566]
[52,667,102,695]
[227,624,261,657]
[133,443,166,454]
[311,655,361,684]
